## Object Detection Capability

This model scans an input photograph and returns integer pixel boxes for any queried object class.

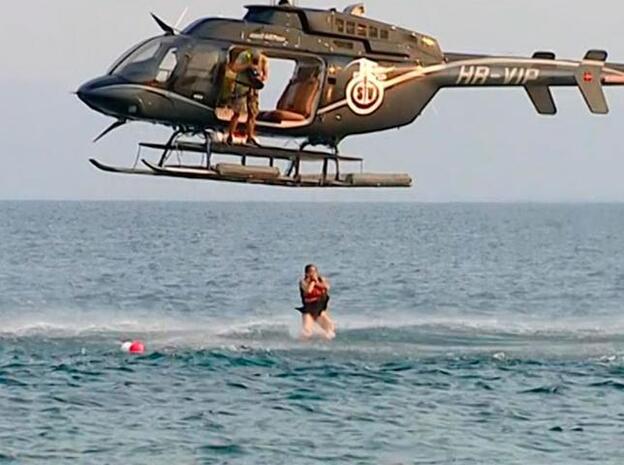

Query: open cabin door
[215,47,325,128]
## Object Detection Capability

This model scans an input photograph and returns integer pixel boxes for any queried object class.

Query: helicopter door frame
[216,46,326,129]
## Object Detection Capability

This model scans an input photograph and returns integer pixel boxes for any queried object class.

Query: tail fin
[576,50,609,114]
[525,52,557,115]
[525,85,557,115]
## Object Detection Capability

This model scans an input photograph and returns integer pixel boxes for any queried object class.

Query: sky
[1,0,624,202]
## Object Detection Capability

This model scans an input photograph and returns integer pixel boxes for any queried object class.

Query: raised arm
[301,279,315,295]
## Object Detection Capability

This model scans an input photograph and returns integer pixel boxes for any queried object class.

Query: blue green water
[1,202,623,464]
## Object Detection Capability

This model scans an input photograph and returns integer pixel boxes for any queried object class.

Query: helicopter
[78,1,624,188]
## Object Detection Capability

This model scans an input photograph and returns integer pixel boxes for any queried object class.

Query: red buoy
[121,340,145,354]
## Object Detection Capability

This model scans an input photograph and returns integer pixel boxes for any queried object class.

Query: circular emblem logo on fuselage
[345,59,391,116]
[346,74,384,116]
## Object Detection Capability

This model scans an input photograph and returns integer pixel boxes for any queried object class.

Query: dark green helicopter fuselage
[79,5,450,147]
[78,4,624,148]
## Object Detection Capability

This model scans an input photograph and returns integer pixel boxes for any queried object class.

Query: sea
[0,201,623,465]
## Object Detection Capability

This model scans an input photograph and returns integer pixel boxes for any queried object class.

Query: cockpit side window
[109,37,185,86]
[110,39,161,75]
[130,42,161,65]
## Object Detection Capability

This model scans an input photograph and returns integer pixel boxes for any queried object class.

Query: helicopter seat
[259,76,320,123]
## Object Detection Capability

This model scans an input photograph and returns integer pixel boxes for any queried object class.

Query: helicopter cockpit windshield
[109,37,187,87]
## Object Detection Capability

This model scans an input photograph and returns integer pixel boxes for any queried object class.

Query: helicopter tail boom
[436,50,624,115]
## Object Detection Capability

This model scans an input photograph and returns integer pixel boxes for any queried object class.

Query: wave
[1,310,624,354]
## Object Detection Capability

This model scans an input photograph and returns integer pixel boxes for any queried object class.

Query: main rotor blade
[93,119,127,143]
[150,12,176,35]
[174,7,189,31]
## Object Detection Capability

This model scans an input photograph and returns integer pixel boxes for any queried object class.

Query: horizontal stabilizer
[533,51,556,60]
[525,85,557,115]
[576,51,608,114]
[585,49,608,62]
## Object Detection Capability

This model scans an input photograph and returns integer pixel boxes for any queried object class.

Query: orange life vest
[303,282,325,304]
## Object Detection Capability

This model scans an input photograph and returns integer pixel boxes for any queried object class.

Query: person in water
[298,264,336,340]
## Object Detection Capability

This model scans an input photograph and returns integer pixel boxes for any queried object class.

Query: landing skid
[140,161,413,188]
[89,131,413,188]
[89,158,155,176]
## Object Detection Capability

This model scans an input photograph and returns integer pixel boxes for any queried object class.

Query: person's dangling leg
[247,115,257,145]
[227,94,248,144]
[246,89,260,145]
[227,112,240,144]
[316,311,336,340]
[300,313,315,340]
[315,295,335,338]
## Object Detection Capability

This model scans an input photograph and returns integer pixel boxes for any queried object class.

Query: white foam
[1,308,623,350]
[334,311,624,338]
